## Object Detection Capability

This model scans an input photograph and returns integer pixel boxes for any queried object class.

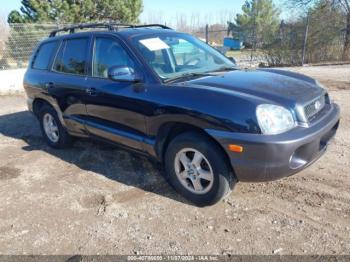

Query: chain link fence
[0,22,348,70]
[0,24,62,70]
[186,21,347,67]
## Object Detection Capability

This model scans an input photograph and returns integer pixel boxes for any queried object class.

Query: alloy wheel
[174,148,214,195]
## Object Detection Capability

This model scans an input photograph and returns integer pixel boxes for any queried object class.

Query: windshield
[132,34,236,82]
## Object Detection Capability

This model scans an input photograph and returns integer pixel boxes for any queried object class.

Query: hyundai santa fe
[23,23,340,206]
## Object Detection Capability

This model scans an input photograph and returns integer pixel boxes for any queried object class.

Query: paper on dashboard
[139,38,170,51]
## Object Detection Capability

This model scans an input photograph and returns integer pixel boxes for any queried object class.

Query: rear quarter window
[32,41,58,70]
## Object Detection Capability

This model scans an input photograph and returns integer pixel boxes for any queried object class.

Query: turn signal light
[228,144,243,153]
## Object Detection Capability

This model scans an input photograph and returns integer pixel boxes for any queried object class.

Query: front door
[84,35,149,151]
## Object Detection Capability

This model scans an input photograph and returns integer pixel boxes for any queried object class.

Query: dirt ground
[0,65,349,255]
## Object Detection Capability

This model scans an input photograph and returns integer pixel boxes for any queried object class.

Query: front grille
[304,95,326,121]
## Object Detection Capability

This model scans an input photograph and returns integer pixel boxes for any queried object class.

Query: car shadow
[0,110,192,206]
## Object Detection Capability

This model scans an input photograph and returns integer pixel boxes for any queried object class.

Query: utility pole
[302,12,310,66]
[205,24,209,44]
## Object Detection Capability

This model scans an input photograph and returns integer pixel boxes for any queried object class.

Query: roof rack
[49,23,172,37]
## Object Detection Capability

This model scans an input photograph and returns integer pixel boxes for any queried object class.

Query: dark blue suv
[24,23,340,206]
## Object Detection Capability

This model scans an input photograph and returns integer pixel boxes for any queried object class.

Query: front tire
[164,132,236,206]
[38,105,72,148]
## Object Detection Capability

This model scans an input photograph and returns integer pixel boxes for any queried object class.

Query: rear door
[24,39,60,105]
[48,36,92,135]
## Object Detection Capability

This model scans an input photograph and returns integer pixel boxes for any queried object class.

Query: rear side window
[32,41,58,70]
[53,38,89,75]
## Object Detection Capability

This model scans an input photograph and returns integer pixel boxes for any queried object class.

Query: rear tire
[164,132,236,206]
[38,105,72,148]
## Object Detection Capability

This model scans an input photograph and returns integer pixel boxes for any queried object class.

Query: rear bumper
[206,103,340,182]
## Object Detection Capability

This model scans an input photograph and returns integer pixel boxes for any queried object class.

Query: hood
[186,68,324,107]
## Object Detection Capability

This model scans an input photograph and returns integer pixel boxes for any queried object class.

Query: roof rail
[49,23,172,37]
[132,24,172,29]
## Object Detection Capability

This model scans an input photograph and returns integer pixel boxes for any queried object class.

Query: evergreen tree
[8,0,143,24]
[306,0,345,61]
[6,0,143,68]
[287,0,350,59]
[232,0,280,48]
[264,0,345,66]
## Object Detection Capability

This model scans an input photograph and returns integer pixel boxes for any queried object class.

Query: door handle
[86,87,97,96]
[45,82,54,89]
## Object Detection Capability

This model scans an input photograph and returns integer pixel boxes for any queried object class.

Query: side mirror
[108,66,139,82]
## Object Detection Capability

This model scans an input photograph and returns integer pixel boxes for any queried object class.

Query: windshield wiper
[208,66,238,73]
[164,72,212,83]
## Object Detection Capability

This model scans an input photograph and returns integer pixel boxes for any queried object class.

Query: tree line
[2,0,143,69]
[2,0,349,68]
[229,0,349,65]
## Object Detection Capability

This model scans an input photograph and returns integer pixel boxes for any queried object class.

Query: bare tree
[287,0,350,59]
[141,10,167,25]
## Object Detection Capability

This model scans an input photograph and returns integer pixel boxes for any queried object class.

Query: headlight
[256,104,296,135]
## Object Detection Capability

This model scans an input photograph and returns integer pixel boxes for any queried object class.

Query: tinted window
[93,37,134,78]
[53,38,89,75]
[32,41,58,70]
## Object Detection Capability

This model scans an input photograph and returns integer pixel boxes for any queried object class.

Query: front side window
[133,34,235,81]
[32,41,58,70]
[93,37,134,78]
[53,38,89,75]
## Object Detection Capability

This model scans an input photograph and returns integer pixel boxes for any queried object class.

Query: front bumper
[26,97,34,112]
[206,103,340,182]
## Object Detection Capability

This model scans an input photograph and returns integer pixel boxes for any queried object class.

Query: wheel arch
[32,97,66,127]
[32,98,49,116]
[155,122,235,176]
